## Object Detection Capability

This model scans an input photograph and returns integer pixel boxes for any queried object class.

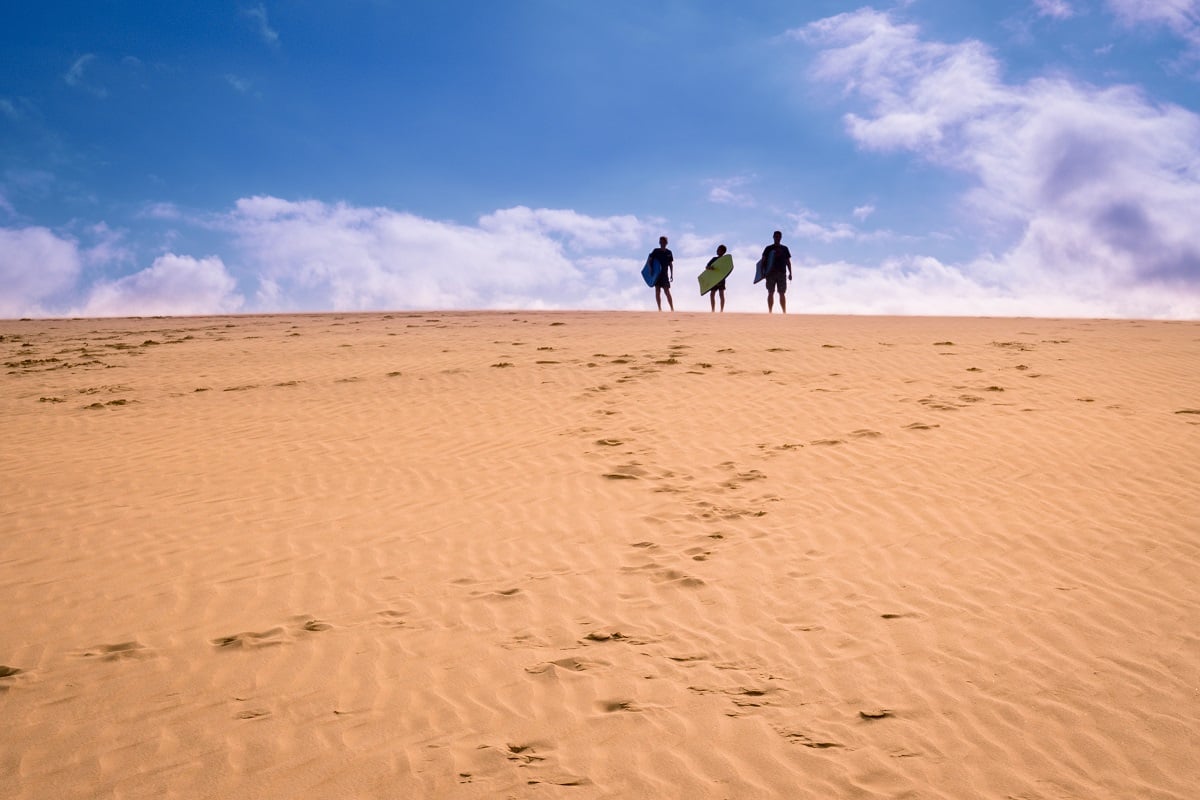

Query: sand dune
[2,311,1197,798]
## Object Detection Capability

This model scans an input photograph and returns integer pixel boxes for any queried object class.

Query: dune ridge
[2,311,1197,798]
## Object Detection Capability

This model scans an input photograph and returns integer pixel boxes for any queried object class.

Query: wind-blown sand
[2,311,1197,799]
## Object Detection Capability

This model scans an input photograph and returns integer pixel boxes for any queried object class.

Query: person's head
[659,236,668,247]
[772,230,782,243]
[716,244,727,256]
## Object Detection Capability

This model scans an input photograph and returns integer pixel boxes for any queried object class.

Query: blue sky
[3,1,1199,317]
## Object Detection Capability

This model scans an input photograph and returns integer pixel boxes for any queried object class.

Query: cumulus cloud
[798,8,1200,318]
[1107,0,1200,41]
[139,202,183,220]
[1107,0,1200,74]
[790,209,858,243]
[1033,0,1075,19]
[0,226,82,317]
[706,176,757,207]
[225,197,657,312]
[77,254,244,317]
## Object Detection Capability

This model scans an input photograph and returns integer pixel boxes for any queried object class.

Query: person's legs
[655,287,663,310]
[767,289,775,313]
[779,293,786,313]
[664,287,674,311]
[719,288,725,311]
[710,291,716,312]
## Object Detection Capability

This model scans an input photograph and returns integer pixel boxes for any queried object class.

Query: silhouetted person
[649,236,674,311]
[705,244,728,312]
[761,230,792,313]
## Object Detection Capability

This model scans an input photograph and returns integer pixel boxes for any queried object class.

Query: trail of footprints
[557,336,997,757]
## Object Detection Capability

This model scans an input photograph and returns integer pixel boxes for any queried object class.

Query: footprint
[603,463,647,480]
[527,775,592,787]
[859,708,894,720]
[78,641,152,661]
[525,657,604,675]
[472,587,523,600]
[235,708,272,720]
[376,610,408,628]
[777,729,843,748]
[597,699,640,713]
[0,665,24,691]
[654,569,706,589]
[211,628,287,649]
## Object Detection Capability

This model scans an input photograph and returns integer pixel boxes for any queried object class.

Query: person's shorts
[654,272,671,289]
[766,273,787,294]
[711,279,726,292]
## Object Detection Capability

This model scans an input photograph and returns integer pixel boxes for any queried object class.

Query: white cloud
[64,54,107,98]
[0,227,83,317]
[1107,0,1200,72]
[706,176,757,207]
[226,197,659,312]
[225,74,253,94]
[852,204,876,221]
[139,202,183,220]
[81,223,132,269]
[800,10,1010,153]
[1107,0,1200,38]
[799,8,1200,318]
[1033,0,1075,19]
[77,254,244,317]
[790,209,858,243]
[243,4,281,49]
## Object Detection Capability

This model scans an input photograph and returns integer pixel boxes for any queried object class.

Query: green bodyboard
[698,253,734,295]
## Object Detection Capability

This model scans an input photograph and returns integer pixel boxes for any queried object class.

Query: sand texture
[2,311,1198,799]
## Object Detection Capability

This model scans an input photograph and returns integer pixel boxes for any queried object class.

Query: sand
[1,311,1197,799]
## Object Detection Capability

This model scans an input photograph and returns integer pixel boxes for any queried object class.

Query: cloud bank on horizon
[2,2,1198,319]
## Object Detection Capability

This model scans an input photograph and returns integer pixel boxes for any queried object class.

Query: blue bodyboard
[641,257,662,287]
[754,249,775,284]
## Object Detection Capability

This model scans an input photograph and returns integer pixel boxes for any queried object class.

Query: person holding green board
[705,244,729,312]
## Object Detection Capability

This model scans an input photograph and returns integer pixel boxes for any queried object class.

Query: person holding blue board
[644,236,675,312]
[760,230,793,313]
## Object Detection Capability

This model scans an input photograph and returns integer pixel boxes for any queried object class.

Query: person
[648,236,674,311]
[705,244,729,312]
[760,230,793,313]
